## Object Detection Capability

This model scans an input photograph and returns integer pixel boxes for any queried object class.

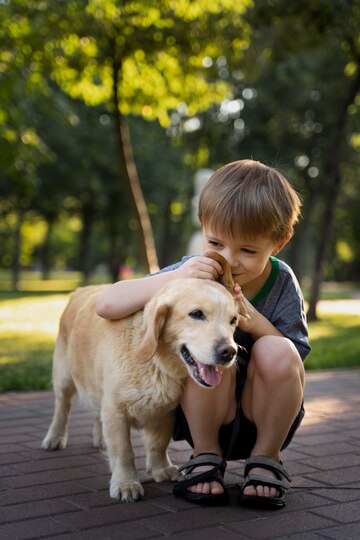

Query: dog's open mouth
[181,345,222,387]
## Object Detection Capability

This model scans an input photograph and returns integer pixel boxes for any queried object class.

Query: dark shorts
[173,339,305,460]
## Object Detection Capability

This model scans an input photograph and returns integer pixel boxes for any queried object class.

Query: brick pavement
[0,369,359,539]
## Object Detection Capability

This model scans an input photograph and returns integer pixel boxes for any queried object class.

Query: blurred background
[1,0,359,390]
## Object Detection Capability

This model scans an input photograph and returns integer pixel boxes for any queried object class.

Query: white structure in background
[187,168,214,255]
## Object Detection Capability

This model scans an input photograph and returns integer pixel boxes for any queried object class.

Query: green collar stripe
[251,256,279,305]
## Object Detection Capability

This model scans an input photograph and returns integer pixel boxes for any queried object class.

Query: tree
[179,0,360,319]
[23,0,251,273]
[0,60,53,287]
[255,0,360,320]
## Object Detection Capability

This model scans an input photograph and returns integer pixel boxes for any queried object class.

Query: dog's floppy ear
[204,251,234,293]
[133,301,171,362]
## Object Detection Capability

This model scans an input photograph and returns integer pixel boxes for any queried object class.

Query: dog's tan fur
[42,273,238,502]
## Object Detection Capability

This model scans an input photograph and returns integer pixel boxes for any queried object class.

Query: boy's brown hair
[198,159,302,242]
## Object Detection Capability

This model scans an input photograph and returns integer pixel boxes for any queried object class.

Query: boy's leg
[178,335,304,498]
[241,335,305,498]
[179,364,237,495]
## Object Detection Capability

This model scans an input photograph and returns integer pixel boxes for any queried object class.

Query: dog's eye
[230,316,237,326]
[189,310,205,320]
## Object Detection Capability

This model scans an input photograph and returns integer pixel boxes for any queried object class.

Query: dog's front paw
[41,433,67,451]
[152,465,179,482]
[110,478,144,502]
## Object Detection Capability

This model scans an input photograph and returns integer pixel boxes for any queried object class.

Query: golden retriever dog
[42,254,238,502]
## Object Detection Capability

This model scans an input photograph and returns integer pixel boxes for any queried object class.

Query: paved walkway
[1,369,359,539]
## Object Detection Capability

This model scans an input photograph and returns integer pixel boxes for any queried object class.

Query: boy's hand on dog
[175,256,223,281]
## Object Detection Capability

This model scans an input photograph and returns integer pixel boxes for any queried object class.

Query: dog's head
[134,278,238,388]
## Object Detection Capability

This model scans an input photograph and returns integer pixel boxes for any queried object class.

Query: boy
[96,159,310,508]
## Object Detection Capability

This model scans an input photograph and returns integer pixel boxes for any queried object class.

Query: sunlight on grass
[0,270,107,292]
[0,274,81,292]
[308,325,334,340]
[17,279,81,292]
[0,355,22,365]
[0,295,68,336]
[307,314,360,370]
[308,314,357,340]
[0,293,69,391]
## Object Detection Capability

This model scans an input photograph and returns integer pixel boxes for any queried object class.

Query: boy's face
[202,227,284,287]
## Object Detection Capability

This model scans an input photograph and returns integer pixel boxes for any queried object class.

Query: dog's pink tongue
[197,361,222,386]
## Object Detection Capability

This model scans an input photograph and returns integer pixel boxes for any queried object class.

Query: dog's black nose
[216,342,236,364]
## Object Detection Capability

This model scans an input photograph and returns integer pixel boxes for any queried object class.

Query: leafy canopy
[31,0,253,125]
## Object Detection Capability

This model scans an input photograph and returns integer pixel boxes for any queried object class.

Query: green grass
[0,294,68,392]
[306,314,360,370]
[0,269,107,294]
[302,279,359,301]
[0,282,359,392]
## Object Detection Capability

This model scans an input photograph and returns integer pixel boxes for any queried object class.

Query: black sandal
[172,453,229,506]
[238,455,291,509]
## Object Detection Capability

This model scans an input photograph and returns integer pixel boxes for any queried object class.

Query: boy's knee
[251,336,303,382]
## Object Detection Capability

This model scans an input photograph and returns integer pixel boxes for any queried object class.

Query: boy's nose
[223,251,239,269]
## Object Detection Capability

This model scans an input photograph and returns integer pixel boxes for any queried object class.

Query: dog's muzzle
[180,344,236,387]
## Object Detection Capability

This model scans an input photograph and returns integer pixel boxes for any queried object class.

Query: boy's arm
[96,272,177,320]
[96,255,223,320]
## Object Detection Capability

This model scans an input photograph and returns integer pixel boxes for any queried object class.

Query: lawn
[0,293,68,392]
[0,281,359,392]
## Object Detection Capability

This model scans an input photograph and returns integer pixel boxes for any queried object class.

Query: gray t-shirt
[156,255,311,362]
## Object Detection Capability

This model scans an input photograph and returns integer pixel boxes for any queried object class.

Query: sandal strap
[244,455,291,483]
[173,453,226,493]
[178,453,226,475]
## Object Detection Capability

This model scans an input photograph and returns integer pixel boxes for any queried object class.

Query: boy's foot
[188,466,278,497]
[172,453,228,505]
[238,455,291,509]
[242,467,280,498]
[188,474,224,495]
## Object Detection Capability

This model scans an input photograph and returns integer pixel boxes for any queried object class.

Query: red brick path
[1,369,359,539]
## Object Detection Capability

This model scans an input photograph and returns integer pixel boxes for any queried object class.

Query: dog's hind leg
[143,412,179,482]
[42,337,76,451]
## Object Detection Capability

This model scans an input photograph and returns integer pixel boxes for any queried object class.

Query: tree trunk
[80,206,94,285]
[307,66,360,320]
[111,53,159,274]
[108,219,122,283]
[11,209,23,291]
[286,199,312,286]
[41,217,54,280]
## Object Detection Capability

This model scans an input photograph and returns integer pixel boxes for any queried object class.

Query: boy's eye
[242,248,256,254]
[208,240,221,247]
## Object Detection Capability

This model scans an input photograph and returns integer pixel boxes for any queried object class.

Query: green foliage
[3,0,251,125]
[173,0,360,283]
[0,0,254,279]
[0,0,359,285]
